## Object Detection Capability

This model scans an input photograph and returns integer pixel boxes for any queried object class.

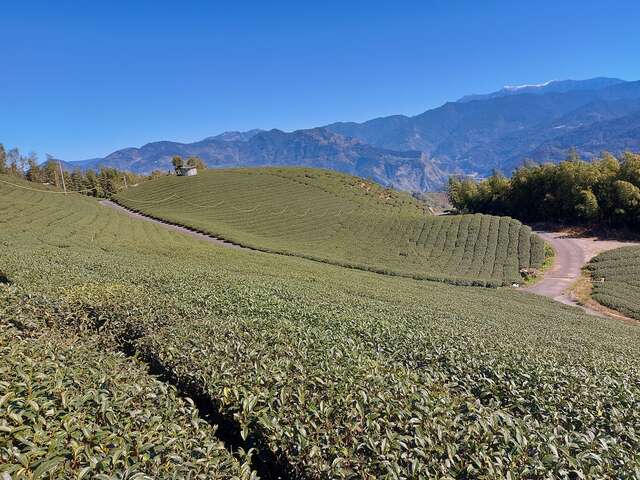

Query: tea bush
[0,288,253,479]
[588,245,640,319]
[115,168,543,286]
[2,175,640,478]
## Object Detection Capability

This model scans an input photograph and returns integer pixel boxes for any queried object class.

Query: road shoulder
[525,231,639,319]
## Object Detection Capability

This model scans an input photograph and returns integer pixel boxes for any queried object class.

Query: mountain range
[64,77,640,191]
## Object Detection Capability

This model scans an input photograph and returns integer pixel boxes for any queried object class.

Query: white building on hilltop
[177,165,198,177]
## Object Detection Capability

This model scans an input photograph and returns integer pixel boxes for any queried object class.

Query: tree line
[0,144,206,197]
[448,151,640,229]
[171,155,206,172]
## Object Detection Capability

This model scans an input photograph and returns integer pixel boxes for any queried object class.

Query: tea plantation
[0,291,253,479]
[115,168,543,286]
[2,174,640,478]
[589,246,640,320]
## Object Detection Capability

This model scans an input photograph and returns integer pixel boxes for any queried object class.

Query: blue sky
[2,0,639,161]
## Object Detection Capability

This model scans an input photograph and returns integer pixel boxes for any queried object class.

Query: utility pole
[58,161,67,195]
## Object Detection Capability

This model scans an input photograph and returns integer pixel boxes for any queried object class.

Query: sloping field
[589,246,640,320]
[0,178,253,478]
[0,292,250,479]
[2,175,640,478]
[115,168,543,286]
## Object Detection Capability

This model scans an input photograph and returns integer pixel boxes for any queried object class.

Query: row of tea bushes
[130,284,640,479]
[115,168,543,286]
[3,176,640,478]
[588,245,640,319]
[0,287,254,479]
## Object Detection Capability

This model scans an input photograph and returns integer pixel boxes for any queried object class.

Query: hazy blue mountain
[65,77,640,191]
[65,128,446,192]
[527,109,640,161]
[325,78,640,177]
[56,158,102,173]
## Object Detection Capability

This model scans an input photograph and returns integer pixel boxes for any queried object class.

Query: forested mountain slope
[325,79,640,175]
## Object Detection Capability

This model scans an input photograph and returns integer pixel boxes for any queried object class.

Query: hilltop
[114,167,543,286]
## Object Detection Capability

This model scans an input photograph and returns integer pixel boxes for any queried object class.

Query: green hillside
[0,294,250,479]
[115,168,543,286]
[589,246,640,319]
[2,175,640,478]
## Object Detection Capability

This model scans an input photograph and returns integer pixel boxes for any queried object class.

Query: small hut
[177,165,198,177]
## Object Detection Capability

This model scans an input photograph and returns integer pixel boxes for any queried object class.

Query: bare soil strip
[99,200,248,250]
[526,231,639,318]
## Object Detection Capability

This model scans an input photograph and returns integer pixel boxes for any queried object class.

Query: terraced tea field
[115,168,543,286]
[0,290,251,479]
[589,246,640,320]
[2,174,640,478]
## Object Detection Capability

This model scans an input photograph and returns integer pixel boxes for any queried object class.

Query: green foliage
[613,180,640,222]
[2,175,640,477]
[0,289,252,479]
[186,156,207,169]
[575,188,600,220]
[1,146,157,198]
[172,155,184,172]
[588,245,640,319]
[116,168,540,286]
[447,176,478,213]
[448,151,640,228]
[0,143,6,174]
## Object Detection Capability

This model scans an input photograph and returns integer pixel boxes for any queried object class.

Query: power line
[0,178,96,194]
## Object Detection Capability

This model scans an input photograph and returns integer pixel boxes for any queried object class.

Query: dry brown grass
[568,271,638,325]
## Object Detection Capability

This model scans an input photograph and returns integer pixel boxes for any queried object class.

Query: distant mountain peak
[61,126,444,191]
[204,129,264,142]
[458,77,626,103]
[502,80,555,91]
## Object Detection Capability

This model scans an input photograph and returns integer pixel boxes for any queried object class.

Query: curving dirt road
[526,231,638,315]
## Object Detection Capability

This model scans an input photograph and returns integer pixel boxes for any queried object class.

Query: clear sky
[2,0,639,161]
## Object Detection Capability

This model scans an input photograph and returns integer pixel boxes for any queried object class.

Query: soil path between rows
[525,231,638,316]
[99,199,248,250]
